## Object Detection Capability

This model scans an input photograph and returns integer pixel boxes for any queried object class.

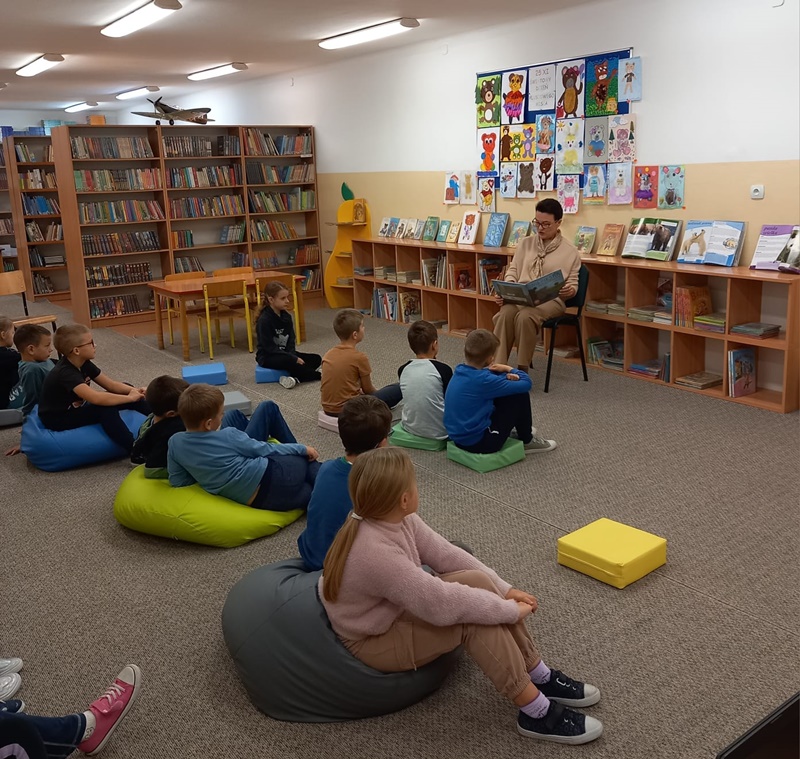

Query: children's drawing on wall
[475,74,502,127]
[535,113,555,154]
[607,115,636,163]
[582,164,607,205]
[520,124,536,160]
[583,117,607,163]
[556,59,585,119]
[658,165,685,210]
[476,128,499,175]
[499,163,518,198]
[585,55,619,117]
[555,119,584,175]
[534,155,554,192]
[619,56,642,102]
[557,175,581,215]
[443,171,461,204]
[460,171,477,205]
[499,124,530,162]
[516,162,537,198]
[633,165,658,209]
[478,177,497,212]
[608,162,633,205]
[501,70,527,124]
[528,64,556,111]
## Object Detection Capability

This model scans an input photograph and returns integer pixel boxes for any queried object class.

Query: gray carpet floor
[1,294,798,759]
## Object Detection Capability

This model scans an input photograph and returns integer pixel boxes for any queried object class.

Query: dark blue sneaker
[537,669,601,707]
[517,702,603,745]
[0,699,25,714]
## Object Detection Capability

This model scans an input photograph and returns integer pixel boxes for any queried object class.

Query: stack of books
[730,322,780,339]
[674,371,723,389]
[693,312,726,333]
[586,299,614,314]
[336,276,354,286]
[587,337,624,370]
[353,265,373,276]
[627,305,660,322]
[608,301,626,317]
[396,270,420,283]
[628,355,670,381]
[653,310,673,325]
[374,265,395,281]
[535,343,580,359]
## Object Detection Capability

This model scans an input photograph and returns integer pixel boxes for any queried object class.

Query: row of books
[85,262,154,288]
[674,285,712,328]
[219,223,246,243]
[729,322,780,339]
[73,168,162,192]
[247,189,315,213]
[231,251,278,269]
[161,135,240,158]
[168,194,245,218]
[250,218,299,242]
[297,267,321,291]
[478,258,505,296]
[19,169,57,189]
[29,248,64,267]
[628,353,670,381]
[242,129,312,157]
[171,229,194,248]
[89,294,148,319]
[422,256,447,288]
[70,136,153,160]
[287,244,320,265]
[372,287,398,321]
[83,231,161,255]
[78,199,165,224]
[32,273,58,294]
[173,256,205,273]
[26,221,63,241]
[22,195,60,215]
[674,371,722,390]
[244,162,314,185]
[165,164,242,189]
[16,143,55,162]
[587,336,624,371]
[0,218,13,234]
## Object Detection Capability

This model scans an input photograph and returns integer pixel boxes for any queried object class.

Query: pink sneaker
[77,664,141,756]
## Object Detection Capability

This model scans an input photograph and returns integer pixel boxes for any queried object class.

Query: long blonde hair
[322,447,416,603]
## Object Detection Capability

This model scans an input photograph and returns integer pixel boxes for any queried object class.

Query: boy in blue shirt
[444,329,556,454]
[168,384,321,511]
[298,395,392,570]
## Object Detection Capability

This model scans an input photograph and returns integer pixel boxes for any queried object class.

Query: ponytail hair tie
[350,512,363,521]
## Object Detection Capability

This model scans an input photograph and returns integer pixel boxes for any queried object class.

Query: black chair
[540,264,590,393]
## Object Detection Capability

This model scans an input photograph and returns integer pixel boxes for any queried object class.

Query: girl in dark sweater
[255,282,321,388]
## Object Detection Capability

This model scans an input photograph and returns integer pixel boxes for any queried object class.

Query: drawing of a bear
[518,163,536,194]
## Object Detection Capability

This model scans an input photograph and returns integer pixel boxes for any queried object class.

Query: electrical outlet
[750,184,765,200]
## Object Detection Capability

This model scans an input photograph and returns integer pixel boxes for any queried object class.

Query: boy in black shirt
[131,375,189,478]
[38,324,150,453]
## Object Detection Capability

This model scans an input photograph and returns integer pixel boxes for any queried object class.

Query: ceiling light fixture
[319,17,420,50]
[187,62,248,81]
[116,85,160,100]
[101,0,182,38]
[65,101,99,113]
[15,54,65,78]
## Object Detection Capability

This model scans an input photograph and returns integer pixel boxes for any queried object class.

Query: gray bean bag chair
[222,558,460,722]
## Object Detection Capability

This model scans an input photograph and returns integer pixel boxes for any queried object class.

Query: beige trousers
[342,570,540,702]
[493,300,565,366]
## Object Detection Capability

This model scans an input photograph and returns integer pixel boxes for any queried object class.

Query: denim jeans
[0,711,86,759]
[221,400,297,443]
[251,455,321,512]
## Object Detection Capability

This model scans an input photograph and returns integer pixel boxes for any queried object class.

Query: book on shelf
[506,221,531,249]
[422,216,440,242]
[478,258,505,295]
[386,217,400,238]
[730,322,781,339]
[728,348,756,397]
[482,212,509,247]
[674,285,712,327]
[173,256,204,273]
[395,219,408,239]
[750,225,799,270]
[676,220,746,267]
[399,292,421,323]
[492,270,564,307]
[412,219,425,240]
[445,221,461,244]
[587,336,624,370]
[597,223,626,256]
[450,261,476,291]
[621,217,682,261]
[627,305,660,322]
[372,287,398,320]
[693,312,726,333]
[674,371,723,389]
[573,226,597,255]
[377,217,392,237]
[403,219,418,239]
[435,220,451,243]
[458,212,480,245]
[421,256,446,288]
[628,358,663,379]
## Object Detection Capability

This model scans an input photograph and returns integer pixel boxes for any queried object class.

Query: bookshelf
[0,143,16,273]
[323,198,371,308]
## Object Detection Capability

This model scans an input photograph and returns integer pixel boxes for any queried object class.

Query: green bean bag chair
[113,466,304,548]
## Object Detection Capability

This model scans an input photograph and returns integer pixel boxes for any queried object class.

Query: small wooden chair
[0,270,58,332]
[197,278,253,359]
[213,266,255,309]
[163,271,207,345]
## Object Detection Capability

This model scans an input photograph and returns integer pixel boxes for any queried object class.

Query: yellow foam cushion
[557,518,666,589]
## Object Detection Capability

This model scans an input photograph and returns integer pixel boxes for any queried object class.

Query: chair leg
[207,317,215,360]
[51,320,57,333]
[229,317,235,348]
[167,302,175,345]
[575,322,588,381]
[544,326,556,393]
[215,318,221,344]
[197,317,205,354]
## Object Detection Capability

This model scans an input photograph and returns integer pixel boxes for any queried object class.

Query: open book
[492,270,565,307]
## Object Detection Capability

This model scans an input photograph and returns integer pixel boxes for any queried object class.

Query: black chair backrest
[564,264,590,315]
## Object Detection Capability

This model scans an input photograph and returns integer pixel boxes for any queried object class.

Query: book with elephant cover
[492,269,565,307]
[621,217,682,261]
[677,220,746,266]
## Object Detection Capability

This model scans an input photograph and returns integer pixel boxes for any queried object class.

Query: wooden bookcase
[49,124,321,327]
[323,198,371,308]
[2,135,70,300]
[0,142,16,273]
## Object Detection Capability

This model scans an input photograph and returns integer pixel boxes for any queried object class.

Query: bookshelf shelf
[85,249,168,259]
[30,265,67,272]
[88,282,152,291]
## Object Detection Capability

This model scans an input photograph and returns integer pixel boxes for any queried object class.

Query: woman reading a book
[493,199,581,371]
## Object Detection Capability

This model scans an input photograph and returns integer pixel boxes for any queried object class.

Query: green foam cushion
[389,423,447,451]
[446,438,525,473]
[114,466,304,548]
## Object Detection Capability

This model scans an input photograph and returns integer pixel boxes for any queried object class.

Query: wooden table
[148,271,306,361]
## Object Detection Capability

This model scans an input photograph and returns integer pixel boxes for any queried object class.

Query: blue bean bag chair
[20,407,147,472]
[222,559,460,722]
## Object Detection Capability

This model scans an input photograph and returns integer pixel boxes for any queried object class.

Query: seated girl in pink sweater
[320,447,603,745]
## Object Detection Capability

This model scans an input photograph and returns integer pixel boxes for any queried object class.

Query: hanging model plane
[131,97,214,125]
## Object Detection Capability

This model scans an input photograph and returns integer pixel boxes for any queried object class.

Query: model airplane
[131,97,214,125]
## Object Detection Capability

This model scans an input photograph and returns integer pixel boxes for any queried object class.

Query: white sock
[81,710,96,741]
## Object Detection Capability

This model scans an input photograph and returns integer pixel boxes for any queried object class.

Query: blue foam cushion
[182,363,227,385]
[21,407,147,472]
[255,366,289,383]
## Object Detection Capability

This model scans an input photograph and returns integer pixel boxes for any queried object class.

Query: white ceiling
[0,0,593,112]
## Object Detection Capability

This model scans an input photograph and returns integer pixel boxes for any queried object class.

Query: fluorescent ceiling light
[101,0,182,38]
[187,62,248,81]
[116,85,160,100]
[16,54,65,78]
[65,101,99,113]
[319,18,419,50]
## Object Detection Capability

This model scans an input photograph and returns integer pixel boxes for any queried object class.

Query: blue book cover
[482,212,510,247]
[436,220,451,243]
[701,221,746,267]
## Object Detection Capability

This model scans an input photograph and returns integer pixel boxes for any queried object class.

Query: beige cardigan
[504,234,581,302]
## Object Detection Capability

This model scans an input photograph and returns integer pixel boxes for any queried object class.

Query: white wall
[0,109,115,130]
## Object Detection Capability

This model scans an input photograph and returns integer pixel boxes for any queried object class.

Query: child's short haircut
[0,315,13,332]
[464,329,499,365]
[407,320,437,355]
[13,324,49,352]
[53,324,90,355]
[146,375,189,417]
[177,384,224,429]
[333,309,364,340]
[338,395,392,455]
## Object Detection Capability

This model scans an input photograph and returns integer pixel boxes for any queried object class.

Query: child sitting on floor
[320,447,602,745]
[0,316,22,427]
[298,395,392,570]
[168,384,320,511]
[320,309,401,416]
[255,281,321,389]
[8,324,55,416]
[444,329,555,454]
[397,320,452,440]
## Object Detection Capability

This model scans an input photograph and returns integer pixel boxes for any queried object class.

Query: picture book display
[507,221,531,248]
[412,219,426,240]
[482,212,509,247]
[492,270,565,307]
[422,216,440,242]
[395,219,408,239]
[597,223,626,256]
[621,217,682,261]
[377,217,391,237]
[435,220,451,243]
[386,217,399,237]
[676,220,745,267]
[458,212,480,245]
[445,221,461,244]
[750,225,800,270]
[728,347,756,398]
[557,175,580,214]
[404,219,418,239]
[573,226,597,255]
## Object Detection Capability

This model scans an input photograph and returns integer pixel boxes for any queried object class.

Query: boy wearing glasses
[492,198,580,372]
[38,324,150,453]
